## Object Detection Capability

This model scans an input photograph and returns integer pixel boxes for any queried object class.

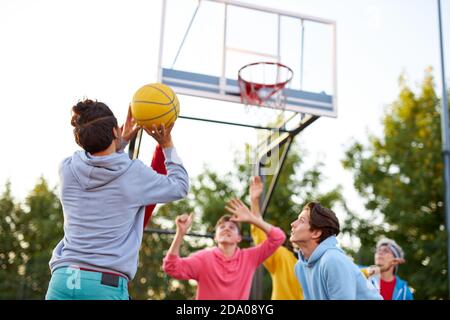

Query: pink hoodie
[163,227,286,300]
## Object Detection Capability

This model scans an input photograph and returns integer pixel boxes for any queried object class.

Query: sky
[1,0,450,229]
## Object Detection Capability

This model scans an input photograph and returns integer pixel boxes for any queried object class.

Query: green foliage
[192,168,243,233]
[130,198,207,300]
[0,181,24,299]
[342,69,448,299]
[131,219,202,300]
[0,177,63,299]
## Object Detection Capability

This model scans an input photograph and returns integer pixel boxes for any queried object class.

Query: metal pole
[220,3,228,95]
[276,14,281,88]
[171,1,202,69]
[128,128,143,160]
[178,115,290,132]
[261,136,293,217]
[332,21,338,116]
[300,19,305,90]
[249,155,267,300]
[437,0,450,298]
[157,0,167,82]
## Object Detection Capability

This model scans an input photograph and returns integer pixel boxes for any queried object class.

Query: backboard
[157,0,337,117]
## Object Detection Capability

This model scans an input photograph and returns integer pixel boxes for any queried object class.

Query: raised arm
[163,213,202,280]
[225,198,286,266]
[249,175,264,218]
[134,122,189,205]
[249,176,270,245]
[225,198,273,234]
[166,213,193,257]
[248,176,290,273]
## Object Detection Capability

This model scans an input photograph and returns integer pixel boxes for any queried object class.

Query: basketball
[131,83,180,129]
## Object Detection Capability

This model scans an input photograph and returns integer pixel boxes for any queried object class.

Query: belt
[78,267,127,288]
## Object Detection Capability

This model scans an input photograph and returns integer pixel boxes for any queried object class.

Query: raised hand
[175,213,193,236]
[225,198,254,224]
[144,123,174,149]
[121,105,141,141]
[379,257,406,273]
[250,176,263,201]
[368,258,406,277]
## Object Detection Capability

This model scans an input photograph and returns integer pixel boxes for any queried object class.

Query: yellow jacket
[251,225,304,300]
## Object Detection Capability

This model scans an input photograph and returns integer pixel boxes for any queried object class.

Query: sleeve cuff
[267,226,286,243]
[163,147,183,165]
[267,226,277,237]
[164,253,180,261]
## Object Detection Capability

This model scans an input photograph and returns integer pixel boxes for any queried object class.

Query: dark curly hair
[71,99,118,154]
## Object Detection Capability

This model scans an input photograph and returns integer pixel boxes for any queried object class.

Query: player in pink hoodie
[163,198,286,300]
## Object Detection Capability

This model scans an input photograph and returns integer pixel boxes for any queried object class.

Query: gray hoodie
[49,144,189,280]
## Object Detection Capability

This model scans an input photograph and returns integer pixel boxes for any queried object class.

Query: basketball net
[238,62,294,176]
[238,62,293,113]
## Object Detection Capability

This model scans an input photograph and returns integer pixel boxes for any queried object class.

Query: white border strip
[205,0,336,25]
[168,84,336,117]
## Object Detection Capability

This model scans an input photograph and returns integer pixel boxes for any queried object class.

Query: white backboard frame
[157,0,337,118]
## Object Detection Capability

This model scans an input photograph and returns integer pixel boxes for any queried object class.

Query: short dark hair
[305,202,340,243]
[215,214,241,234]
[71,99,118,154]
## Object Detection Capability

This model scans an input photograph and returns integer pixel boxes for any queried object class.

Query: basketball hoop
[238,62,293,109]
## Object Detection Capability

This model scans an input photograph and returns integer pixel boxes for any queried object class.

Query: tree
[342,69,448,299]
[0,181,25,299]
[0,178,64,299]
[18,177,64,299]
[130,198,201,300]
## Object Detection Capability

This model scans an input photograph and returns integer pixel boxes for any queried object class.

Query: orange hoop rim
[238,62,294,106]
[237,61,294,89]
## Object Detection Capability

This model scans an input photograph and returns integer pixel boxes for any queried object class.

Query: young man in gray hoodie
[46,99,189,300]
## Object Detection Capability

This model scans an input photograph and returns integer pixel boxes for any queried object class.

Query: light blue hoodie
[294,236,383,300]
[368,275,414,300]
[49,143,189,280]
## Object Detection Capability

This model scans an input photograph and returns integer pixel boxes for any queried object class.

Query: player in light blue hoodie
[290,202,382,300]
[46,99,189,300]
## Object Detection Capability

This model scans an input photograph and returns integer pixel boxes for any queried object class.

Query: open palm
[225,199,253,223]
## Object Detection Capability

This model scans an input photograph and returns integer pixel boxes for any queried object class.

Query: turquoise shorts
[45,267,129,300]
